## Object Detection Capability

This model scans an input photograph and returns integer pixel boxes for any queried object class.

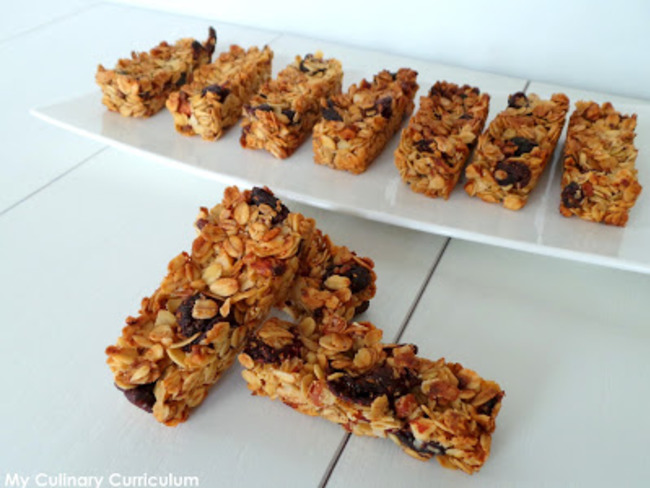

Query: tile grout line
[0,147,107,218]
[317,433,352,488]
[391,237,450,344]
[0,1,103,47]
[318,237,451,488]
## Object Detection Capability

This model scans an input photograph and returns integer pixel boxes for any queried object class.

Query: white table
[2,3,649,487]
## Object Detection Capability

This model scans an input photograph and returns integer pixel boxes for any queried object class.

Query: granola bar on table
[240,52,343,158]
[394,81,490,199]
[96,27,216,118]
[313,69,419,174]
[239,315,504,474]
[559,101,642,226]
[281,228,376,322]
[166,45,273,141]
[105,186,315,426]
[464,91,569,210]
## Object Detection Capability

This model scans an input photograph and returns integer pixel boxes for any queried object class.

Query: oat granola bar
[464,92,569,210]
[240,52,343,158]
[239,315,504,474]
[105,187,315,425]
[313,69,419,174]
[559,101,642,226]
[281,228,376,322]
[166,45,273,141]
[96,27,216,118]
[394,81,490,199]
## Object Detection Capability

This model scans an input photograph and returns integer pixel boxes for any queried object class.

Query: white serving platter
[32,33,650,273]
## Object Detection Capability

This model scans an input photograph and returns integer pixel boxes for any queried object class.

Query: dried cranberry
[322,102,343,121]
[176,294,238,349]
[414,139,433,153]
[478,393,503,416]
[249,187,290,225]
[120,383,156,413]
[244,333,302,364]
[327,364,419,406]
[191,40,203,57]
[561,182,584,208]
[507,91,528,109]
[175,72,187,87]
[354,300,370,316]
[299,55,326,75]
[272,263,287,277]
[494,160,531,188]
[389,428,446,456]
[282,109,296,124]
[509,136,538,156]
[324,263,372,294]
[201,84,230,102]
[376,97,393,119]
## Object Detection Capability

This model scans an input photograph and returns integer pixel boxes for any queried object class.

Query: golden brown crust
[464,92,569,210]
[313,69,419,174]
[240,52,343,158]
[96,27,216,118]
[166,45,273,141]
[106,187,315,425]
[281,228,376,322]
[239,316,504,474]
[395,81,490,199]
[559,101,642,226]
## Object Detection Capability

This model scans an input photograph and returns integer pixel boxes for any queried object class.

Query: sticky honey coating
[166,45,273,141]
[464,91,569,210]
[559,101,642,226]
[313,68,419,174]
[239,315,504,474]
[106,187,315,425]
[96,27,217,118]
[395,81,490,199]
[240,52,343,158]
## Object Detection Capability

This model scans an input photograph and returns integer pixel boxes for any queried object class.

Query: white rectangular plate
[32,33,650,273]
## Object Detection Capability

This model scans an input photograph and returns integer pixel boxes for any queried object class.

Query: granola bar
[394,81,490,199]
[166,45,273,141]
[105,187,315,426]
[281,228,376,322]
[239,315,504,474]
[559,101,642,226]
[96,27,217,118]
[464,92,569,210]
[313,69,419,174]
[240,52,343,158]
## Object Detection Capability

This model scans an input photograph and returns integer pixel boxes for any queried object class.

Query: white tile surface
[329,239,650,487]
[2,2,278,213]
[0,0,95,42]
[0,148,445,485]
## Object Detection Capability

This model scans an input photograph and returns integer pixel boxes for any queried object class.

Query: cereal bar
[166,45,273,141]
[464,92,569,210]
[106,187,315,425]
[239,315,504,474]
[240,53,343,158]
[559,101,642,226]
[96,27,217,118]
[281,228,376,322]
[313,69,419,174]
[394,81,490,199]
